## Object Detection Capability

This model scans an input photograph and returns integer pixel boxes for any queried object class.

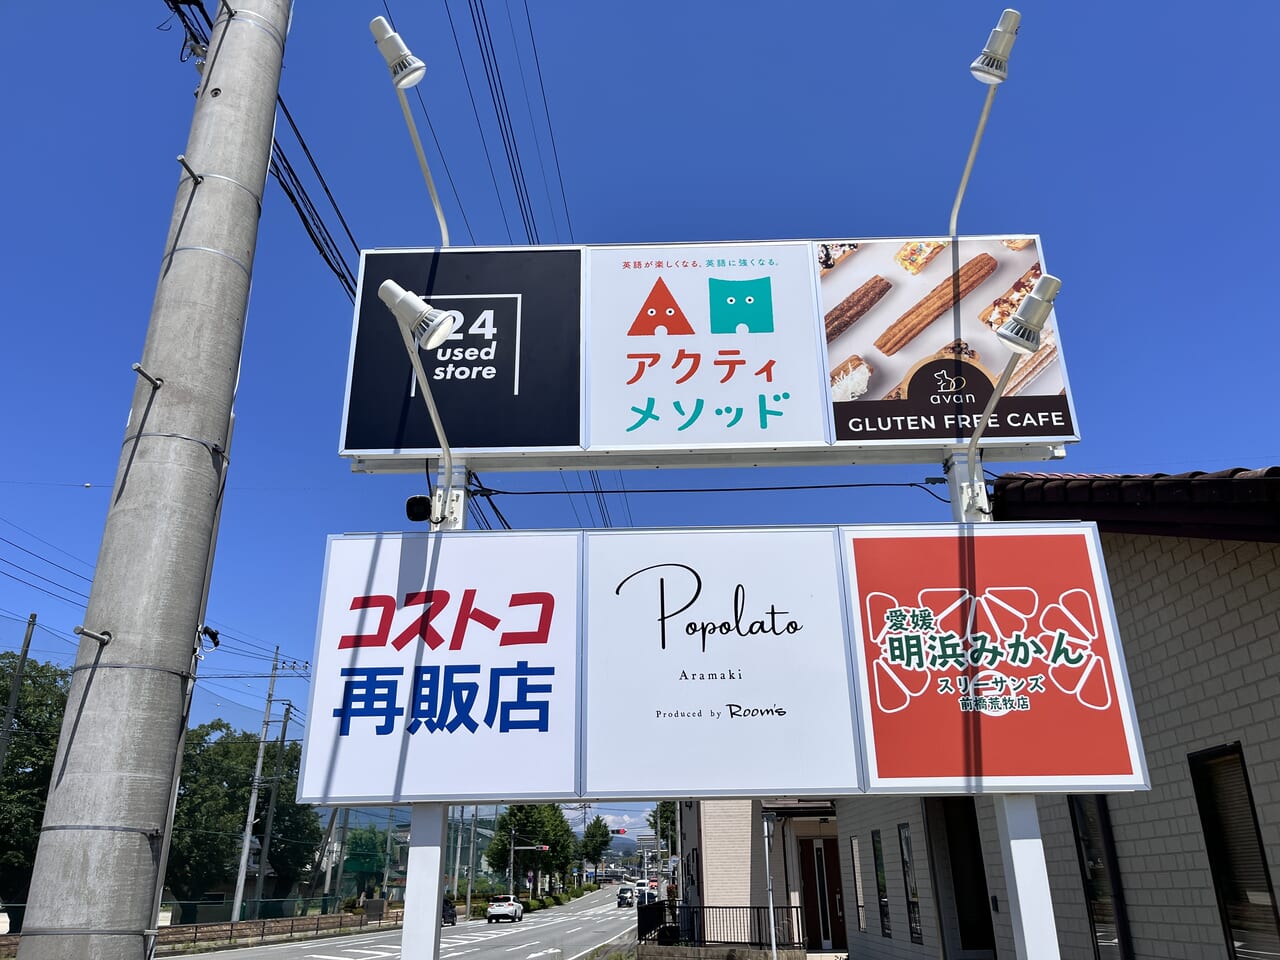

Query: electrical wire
[472,477,953,506]
[500,0,560,242]
[466,0,539,242]
[443,0,517,242]
[519,0,575,242]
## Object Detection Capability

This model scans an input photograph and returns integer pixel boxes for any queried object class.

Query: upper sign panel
[342,248,583,456]
[340,238,1078,471]
[818,237,1077,447]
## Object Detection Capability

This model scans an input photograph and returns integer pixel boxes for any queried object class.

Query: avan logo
[931,368,975,405]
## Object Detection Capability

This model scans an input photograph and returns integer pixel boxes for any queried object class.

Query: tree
[579,815,612,876]
[164,720,323,922]
[342,822,390,898]
[164,721,245,923]
[486,805,578,892]
[647,801,677,850]
[0,654,70,934]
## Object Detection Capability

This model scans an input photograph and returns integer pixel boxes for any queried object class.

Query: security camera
[406,495,434,523]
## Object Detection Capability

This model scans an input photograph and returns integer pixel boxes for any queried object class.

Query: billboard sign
[300,523,1144,803]
[339,237,1077,471]
[844,522,1147,792]
[341,248,583,457]
[818,237,1077,447]
[585,242,830,450]
[298,531,581,803]
[583,528,861,797]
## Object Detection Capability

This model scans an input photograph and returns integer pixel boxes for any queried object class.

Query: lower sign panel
[299,532,581,803]
[583,528,863,797]
[845,523,1147,792]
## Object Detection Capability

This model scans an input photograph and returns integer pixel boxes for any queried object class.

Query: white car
[486,895,524,923]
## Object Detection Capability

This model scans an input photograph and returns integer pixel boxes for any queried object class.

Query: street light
[377,279,464,527]
[948,9,1021,236]
[369,16,450,247]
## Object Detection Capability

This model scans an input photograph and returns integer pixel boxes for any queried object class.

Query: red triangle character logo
[627,277,695,336]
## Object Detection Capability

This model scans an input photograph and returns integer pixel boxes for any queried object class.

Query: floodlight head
[970,9,1021,84]
[997,274,1061,354]
[370,16,426,89]
[378,279,461,351]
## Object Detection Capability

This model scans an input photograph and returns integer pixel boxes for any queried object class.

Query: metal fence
[637,901,804,949]
[0,906,402,959]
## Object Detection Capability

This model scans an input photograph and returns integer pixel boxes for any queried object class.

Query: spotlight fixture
[369,16,426,89]
[378,280,462,352]
[997,274,1061,354]
[970,9,1021,84]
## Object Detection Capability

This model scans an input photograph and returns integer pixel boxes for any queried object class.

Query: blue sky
[1,1,1275,827]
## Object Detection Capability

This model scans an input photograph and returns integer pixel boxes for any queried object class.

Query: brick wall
[1085,533,1280,959]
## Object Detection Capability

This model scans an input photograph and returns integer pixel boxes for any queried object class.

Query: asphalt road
[171,888,636,960]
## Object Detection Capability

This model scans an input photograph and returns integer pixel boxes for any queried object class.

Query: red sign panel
[846,523,1147,792]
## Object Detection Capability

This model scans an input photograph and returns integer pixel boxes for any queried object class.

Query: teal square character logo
[708,277,774,334]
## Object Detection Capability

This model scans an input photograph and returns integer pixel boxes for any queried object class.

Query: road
[171,888,635,960]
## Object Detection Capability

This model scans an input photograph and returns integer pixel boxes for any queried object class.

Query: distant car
[441,898,457,926]
[616,886,635,907]
[487,895,524,923]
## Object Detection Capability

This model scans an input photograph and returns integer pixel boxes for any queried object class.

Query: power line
[472,477,953,506]
[519,0,575,241]
[443,0,517,242]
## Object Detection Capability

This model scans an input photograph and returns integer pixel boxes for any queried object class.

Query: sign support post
[402,803,448,960]
[946,456,1060,959]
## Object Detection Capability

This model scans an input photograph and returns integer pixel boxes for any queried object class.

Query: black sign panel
[343,248,582,453]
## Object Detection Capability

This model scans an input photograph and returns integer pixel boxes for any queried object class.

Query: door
[799,837,848,950]
[925,797,996,959]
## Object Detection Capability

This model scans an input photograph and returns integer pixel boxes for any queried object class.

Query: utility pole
[233,649,280,922]
[332,807,352,906]
[465,805,478,920]
[451,806,464,898]
[0,613,36,774]
[508,827,516,897]
[17,4,290,957]
[382,808,397,897]
[307,808,339,901]
[252,700,292,916]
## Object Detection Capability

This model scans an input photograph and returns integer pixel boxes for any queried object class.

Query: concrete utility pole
[0,613,37,774]
[252,700,292,915]
[16,3,290,957]
[233,649,280,922]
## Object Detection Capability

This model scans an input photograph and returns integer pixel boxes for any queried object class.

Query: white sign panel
[583,528,862,796]
[585,242,830,449]
[298,532,580,803]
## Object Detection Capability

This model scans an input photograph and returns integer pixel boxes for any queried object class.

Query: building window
[872,829,891,937]
[1068,795,1133,960]
[1190,743,1280,958]
[849,836,867,933]
[898,823,923,944]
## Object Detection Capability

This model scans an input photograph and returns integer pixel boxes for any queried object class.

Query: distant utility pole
[252,700,292,916]
[233,649,280,922]
[465,805,478,920]
[382,808,397,896]
[17,3,290,958]
[451,807,464,897]
[0,613,36,774]
[332,807,353,904]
